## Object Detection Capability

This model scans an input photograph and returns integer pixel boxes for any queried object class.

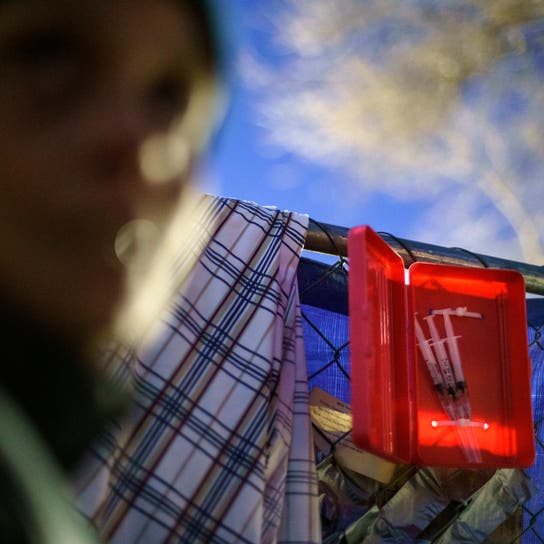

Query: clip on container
[348,225,535,468]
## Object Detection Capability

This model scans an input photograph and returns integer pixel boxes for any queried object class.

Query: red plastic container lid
[348,225,535,468]
[348,226,413,463]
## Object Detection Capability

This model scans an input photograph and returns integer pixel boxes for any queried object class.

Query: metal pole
[304,220,544,296]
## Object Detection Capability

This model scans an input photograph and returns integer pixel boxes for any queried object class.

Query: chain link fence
[299,221,544,544]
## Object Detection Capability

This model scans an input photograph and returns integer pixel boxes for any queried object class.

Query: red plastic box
[348,225,535,468]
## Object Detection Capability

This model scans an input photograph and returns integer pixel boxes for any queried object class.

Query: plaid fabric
[75,196,321,543]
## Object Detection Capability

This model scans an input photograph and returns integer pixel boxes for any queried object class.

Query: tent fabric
[298,257,544,543]
[522,298,544,541]
[299,257,350,405]
[74,196,320,544]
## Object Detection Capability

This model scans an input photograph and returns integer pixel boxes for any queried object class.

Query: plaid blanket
[75,196,320,543]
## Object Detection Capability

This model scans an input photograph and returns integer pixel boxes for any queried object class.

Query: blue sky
[208,1,427,235]
[204,1,544,264]
[210,85,423,232]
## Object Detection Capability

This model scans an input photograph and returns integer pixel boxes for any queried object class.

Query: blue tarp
[298,257,544,542]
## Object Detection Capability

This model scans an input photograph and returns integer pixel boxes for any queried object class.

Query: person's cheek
[138,127,192,183]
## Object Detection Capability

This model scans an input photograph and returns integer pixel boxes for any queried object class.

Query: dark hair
[183,0,220,74]
[0,0,220,75]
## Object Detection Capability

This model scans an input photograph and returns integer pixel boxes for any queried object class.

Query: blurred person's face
[0,0,216,351]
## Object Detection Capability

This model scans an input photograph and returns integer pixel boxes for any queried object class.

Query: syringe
[414,316,456,421]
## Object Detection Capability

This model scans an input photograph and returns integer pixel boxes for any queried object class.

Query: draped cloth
[75,196,321,544]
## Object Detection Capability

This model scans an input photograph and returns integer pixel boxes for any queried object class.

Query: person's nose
[82,86,157,187]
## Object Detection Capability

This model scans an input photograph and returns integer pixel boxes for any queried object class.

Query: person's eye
[7,31,86,103]
[147,73,190,126]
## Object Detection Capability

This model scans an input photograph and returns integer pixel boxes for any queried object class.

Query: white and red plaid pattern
[75,196,320,543]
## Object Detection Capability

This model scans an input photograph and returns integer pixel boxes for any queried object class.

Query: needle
[414,316,456,420]
[423,314,457,400]
[417,310,484,463]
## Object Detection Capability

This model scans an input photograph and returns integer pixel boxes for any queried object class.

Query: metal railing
[304,219,544,295]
